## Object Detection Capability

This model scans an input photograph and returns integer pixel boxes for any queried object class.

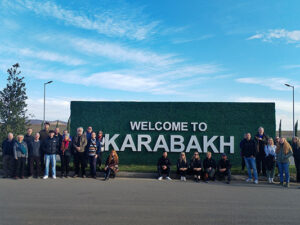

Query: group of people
[157,150,232,183]
[2,124,300,186]
[1,122,119,180]
[240,127,300,187]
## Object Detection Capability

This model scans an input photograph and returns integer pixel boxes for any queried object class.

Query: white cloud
[8,0,158,40]
[247,29,300,44]
[235,77,299,91]
[235,96,300,131]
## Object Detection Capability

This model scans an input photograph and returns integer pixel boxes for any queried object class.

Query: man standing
[24,128,34,177]
[217,153,232,184]
[1,133,15,178]
[73,127,88,178]
[30,133,42,178]
[241,133,258,184]
[42,130,58,179]
[255,127,268,176]
[54,127,63,150]
[157,151,172,180]
[39,122,50,170]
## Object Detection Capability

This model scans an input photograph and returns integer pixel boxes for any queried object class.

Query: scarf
[61,139,70,153]
[17,142,27,154]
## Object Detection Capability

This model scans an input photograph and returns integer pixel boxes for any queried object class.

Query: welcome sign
[70,101,275,166]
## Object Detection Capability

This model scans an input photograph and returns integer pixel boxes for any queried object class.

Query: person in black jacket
[254,127,268,176]
[42,130,59,179]
[54,127,63,151]
[24,128,34,177]
[177,152,188,181]
[189,151,202,182]
[157,151,172,180]
[203,151,216,182]
[29,133,42,178]
[292,137,300,182]
[2,133,15,178]
[217,153,232,184]
[59,133,72,178]
[240,133,258,184]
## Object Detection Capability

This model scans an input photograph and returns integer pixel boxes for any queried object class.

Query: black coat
[42,137,59,155]
[55,133,63,150]
[177,159,188,170]
[1,139,15,156]
[190,158,202,169]
[24,134,34,156]
[254,133,268,156]
[157,156,171,168]
[203,157,216,170]
[240,139,256,158]
[217,159,231,170]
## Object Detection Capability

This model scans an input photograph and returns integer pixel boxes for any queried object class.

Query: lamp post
[43,81,53,125]
[285,83,295,137]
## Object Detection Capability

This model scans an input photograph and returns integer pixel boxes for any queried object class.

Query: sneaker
[53,176,56,179]
[284,182,290,188]
[254,180,258,184]
[268,178,271,184]
[158,176,163,181]
[180,176,184,181]
[82,175,86,178]
[73,174,78,178]
[270,178,275,183]
[43,175,48,179]
[183,177,186,182]
[246,178,252,182]
[166,176,172,180]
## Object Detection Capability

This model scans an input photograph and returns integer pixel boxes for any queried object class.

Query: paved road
[0,178,300,225]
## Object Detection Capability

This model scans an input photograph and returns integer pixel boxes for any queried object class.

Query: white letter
[220,136,234,154]
[138,135,152,152]
[153,135,169,152]
[141,121,148,131]
[198,122,207,132]
[191,122,198,132]
[105,134,119,151]
[130,121,141,131]
[163,122,171,131]
[203,136,219,153]
[170,135,185,152]
[120,134,137,152]
[186,135,202,153]
[171,122,181,131]
[181,122,188,131]
[155,122,162,131]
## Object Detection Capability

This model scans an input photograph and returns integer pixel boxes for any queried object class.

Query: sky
[0,0,299,130]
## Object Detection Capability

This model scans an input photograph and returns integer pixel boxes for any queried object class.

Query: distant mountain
[28,119,67,125]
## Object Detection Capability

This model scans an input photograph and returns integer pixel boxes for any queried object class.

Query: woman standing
[59,133,72,178]
[177,152,189,181]
[190,152,202,182]
[264,138,276,183]
[13,135,28,179]
[276,137,293,187]
[104,150,119,180]
[97,131,104,169]
[291,137,300,182]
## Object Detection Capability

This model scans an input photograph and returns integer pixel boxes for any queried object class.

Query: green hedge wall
[70,101,275,166]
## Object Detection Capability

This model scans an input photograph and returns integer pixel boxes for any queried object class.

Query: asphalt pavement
[0,177,300,225]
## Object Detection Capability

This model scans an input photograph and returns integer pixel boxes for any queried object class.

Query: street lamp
[285,83,295,137]
[43,81,53,125]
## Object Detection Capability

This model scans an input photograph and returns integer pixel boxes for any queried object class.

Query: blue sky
[0,0,299,130]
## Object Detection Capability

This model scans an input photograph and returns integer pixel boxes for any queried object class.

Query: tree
[56,120,59,128]
[278,119,282,138]
[0,63,28,141]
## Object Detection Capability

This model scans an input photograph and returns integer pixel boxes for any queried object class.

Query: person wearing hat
[217,153,232,184]
[42,130,59,179]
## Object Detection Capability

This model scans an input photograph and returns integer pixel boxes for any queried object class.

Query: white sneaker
[271,178,274,183]
[254,180,258,184]
[43,175,48,179]
[53,176,56,179]
[180,176,183,181]
[183,177,186,182]
[246,178,252,182]
[166,176,172,180]
[158,176,163,181]
[268,178,271,183]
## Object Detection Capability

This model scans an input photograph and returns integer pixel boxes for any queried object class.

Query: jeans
[244,157,258,180]
[277,162,290,183]
[45,154,56,177]
[89,155,97,177]
[204,168,215,181]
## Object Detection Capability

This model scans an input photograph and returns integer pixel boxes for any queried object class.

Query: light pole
[285,83,295,137]
[43,81,53,125]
